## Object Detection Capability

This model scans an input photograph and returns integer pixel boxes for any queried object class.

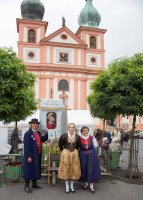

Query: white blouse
[80,133,98,148]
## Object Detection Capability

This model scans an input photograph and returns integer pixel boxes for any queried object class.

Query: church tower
[17,0,48,62]
[76,0,106,70]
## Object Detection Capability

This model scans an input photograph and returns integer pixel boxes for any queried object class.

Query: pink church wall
[39,77,46,99]
[74,49,78,65]
[40,46,46,63]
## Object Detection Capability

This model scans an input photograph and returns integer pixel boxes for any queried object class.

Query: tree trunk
[103,118,106,132]
[127,114,139,179]
[11,121,19,153]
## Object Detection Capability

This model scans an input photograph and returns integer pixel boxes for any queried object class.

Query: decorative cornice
[26,64,105,75]
[16,18,48,33]
[76,26,107,36]
[40,42,86,49]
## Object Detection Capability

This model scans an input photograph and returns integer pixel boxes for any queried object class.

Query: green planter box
[4,162,22,181]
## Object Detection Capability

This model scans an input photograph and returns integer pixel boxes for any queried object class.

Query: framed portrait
[46,112,57,129]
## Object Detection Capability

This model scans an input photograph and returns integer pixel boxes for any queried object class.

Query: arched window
[90,36,96,49]
[58,79,69,91]
[28,29,36,43]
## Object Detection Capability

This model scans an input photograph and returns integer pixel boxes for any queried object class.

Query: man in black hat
[23,118,48,193]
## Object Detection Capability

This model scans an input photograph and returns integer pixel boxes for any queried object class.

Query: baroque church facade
[17,0,106,115]
[16,0,143,130]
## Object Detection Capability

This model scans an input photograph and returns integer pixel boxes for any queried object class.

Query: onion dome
[78,0,101,28]
[21,0,45,21]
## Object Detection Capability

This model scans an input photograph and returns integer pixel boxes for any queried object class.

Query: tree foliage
[87,71,117,121]
[0,47,37,123]
[107,53,143,117]
[88,53,143,121]
[88,53,143,178]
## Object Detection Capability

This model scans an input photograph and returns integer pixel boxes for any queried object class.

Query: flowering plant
[49,145,61,156]
[42,142,61,156]
[41,142,61,173]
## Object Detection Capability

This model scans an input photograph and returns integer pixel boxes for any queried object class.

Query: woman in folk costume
[79,126,101,193]
[23,118,48,193]
[58,123,81,193]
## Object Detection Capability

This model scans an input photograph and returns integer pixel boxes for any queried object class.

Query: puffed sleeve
[58,133,66,151]
[76,135,80,149]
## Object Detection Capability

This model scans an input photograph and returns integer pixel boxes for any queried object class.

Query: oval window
[61,34,67,39]
[91,57,96,63]
[28,52,34,58]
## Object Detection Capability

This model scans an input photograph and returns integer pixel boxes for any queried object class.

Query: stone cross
[61,91,66,105]
[62,16,65,27]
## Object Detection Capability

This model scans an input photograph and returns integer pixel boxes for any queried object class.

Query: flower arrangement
[41,142,61,173]
[42,141,61,156]
[49,145,61,156]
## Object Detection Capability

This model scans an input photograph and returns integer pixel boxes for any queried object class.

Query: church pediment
[40,26,86,47]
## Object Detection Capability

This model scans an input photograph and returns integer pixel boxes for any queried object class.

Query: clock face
[60,52,68,62]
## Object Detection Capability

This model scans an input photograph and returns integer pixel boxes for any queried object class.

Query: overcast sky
[0,0,143,65]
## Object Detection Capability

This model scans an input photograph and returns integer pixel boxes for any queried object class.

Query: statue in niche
[59,90,68,108]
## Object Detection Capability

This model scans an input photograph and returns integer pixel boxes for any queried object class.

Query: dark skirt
[79,148,101,183]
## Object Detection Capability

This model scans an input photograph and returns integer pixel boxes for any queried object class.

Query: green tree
[87,71,117,131]
[88,53,143,178]
[0,47,37,151]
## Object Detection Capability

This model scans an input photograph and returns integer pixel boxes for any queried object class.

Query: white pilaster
[23,27,27,42]
[37,28,41,43]
[78,49,81,65]
[86,34,89,47]
[46,47,50,63]
[97,35,101,49]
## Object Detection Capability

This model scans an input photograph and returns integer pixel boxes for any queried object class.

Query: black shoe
[82,185,88,190]
[32,184,42,189]
[24,186,32,193]
[89,188,95,193]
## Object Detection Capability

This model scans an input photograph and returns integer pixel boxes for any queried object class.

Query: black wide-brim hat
[29,118,40,124]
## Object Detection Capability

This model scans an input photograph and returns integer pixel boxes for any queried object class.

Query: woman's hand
[27,157,32,163]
